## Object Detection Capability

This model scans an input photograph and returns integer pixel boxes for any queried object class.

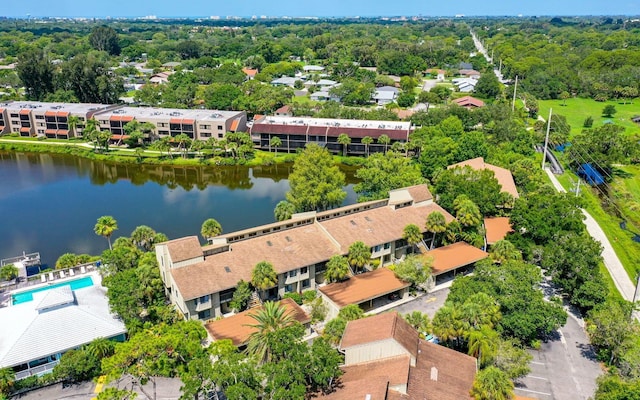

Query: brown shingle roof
[447,157,519,198]
[320,376,390,400]
[405,184,433,203]
[484,217,514,245]
[452,96,485,108]
[164,236,203,263]
[423,242,488,275]
[204,298,309,346]
[171,224,339,300]
[340,312,419,360]
[407,340,476,400]
[321,203,453,250]
[321,269,411,309]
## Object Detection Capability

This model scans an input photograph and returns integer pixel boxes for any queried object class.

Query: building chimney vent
[430,366,438,381]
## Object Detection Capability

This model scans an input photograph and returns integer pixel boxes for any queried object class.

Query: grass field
[554,168,640,282]
[539,98,640,137]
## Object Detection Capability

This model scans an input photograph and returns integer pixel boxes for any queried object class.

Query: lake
[0,152,360,267]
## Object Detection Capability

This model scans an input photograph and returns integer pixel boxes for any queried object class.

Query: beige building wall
[344,339,415,366]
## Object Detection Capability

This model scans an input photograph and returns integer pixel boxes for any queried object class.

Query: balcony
[15,360,59,380]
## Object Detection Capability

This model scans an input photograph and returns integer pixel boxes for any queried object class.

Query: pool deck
[0,265,101,308]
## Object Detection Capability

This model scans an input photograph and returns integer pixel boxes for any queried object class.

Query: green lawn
[554,167,640,281]
[539,98,640,137]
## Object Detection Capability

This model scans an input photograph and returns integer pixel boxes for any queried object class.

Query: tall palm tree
[246,301,294,364]
[470,366,514,400]
[130,225,157,251]
[361,136,373,156]
[251,261,277,299]
[403,311,431,334]
[269,136,282,155]
[200,218,222,243]
[174,133,191,158]
[425,211,447,249]
[347,241,371,273]
[453,195,482,228]
[325,255,350,283]
[94,216,118,250]
[403,224,423,254]
[461,293,501,330]
[489,240,522,264]
[377,134,390,153]
[432,303,465,349]
[67,115,80,137]
[337,133,351,157]
[466,325,499,366]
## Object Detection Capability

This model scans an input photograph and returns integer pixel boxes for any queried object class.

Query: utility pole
[512,75,518,112]
[542,108,553,170]
[632,273,640,322]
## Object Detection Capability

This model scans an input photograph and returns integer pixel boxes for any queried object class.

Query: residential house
[448,157,520,199]
[310,90,341,103]
[484,217,514,245]
[162,61,181,70]
[242,68,258,80]
[149,71,173,84]
[155,185,454,320]
[0,101,119,138]
[0,273,126,380]
[95,107,247,143]
[452,95,485,109]
[303,65,325,73]
[459,69,481,79]
[249,115,413,155]
[426,69,446,81]
[319,312,477,399]
[421,242,488,285]
[274,105,293,117]
[204,298,310,346]
[452,77,478,93]
[271,76,300,87]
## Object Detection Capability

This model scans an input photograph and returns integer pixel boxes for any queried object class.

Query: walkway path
[544,168,637,303]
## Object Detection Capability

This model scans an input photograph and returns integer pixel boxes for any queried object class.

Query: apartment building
[155,184,454,320]
[0,101,118,138]
[249,115,413,155]
[95,107,247,142]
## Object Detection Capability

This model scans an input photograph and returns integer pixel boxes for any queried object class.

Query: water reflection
[0,152,359,266]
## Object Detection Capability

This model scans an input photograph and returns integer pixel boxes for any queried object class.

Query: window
[285,284,293,293]
[200,124,210,129]
[200,294,210,303]
[218,133,224,138]
[217,125,223,130]
[198,309,211,319]
[289,270,297,278]
[35,115,44,120]
[10,113,18,118]
[301,267,308,274]
[301,279,310,289]
[374,245,381,253]
[384,242,391,250]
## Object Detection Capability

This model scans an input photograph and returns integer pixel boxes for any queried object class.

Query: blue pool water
[12,276,94,305]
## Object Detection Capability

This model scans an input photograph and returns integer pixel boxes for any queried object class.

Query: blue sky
[4,0,640,18]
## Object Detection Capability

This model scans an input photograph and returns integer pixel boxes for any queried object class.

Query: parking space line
[531,361,545,365]
[528,375,549,380]
[515,388,553,396]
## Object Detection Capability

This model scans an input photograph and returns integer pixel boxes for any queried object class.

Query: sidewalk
[544,168,637,302]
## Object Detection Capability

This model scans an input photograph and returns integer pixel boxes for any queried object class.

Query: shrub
[583,116,594,128]
[283,292,303,305]
[302,290,317,303]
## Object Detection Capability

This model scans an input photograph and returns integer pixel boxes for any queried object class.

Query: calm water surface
[0,152,359,266]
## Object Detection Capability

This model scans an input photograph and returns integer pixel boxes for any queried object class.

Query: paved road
[515,313,601,400]
[544,168,637,303]
[422,79,438,92]
[392,287,450,318]
[12,377,182,400]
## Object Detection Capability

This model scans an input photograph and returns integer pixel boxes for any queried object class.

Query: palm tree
[274,200,295,221]
[443,220,462,245]
[470,366,514,400]
[461,293,501,330]
[403,224,423,254]
[347,241,371,273]
[453,195,482,228]
[325,255,350,283]
[94,216,118,250]
[489,240,522,264]
[403,311,431,334]
[432,303,465,349]
[337,133,351,157]
[83,118,99,143]
[200,218,222,243]
[425,211,447,249]
[246,301,294,364]
[174,133,191,158]
[361,136,373,156]
[86,337,115,359]
[466,326,499,366]
[67,115,80,137]
[377,134,390,153]
[269,136,282,155]
[251,261,277,299]
[130,225,157,251]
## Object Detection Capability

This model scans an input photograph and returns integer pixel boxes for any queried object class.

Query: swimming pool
[12,276,94,305]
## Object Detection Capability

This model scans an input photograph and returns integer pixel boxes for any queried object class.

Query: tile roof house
[484,217,514,245]
[155,185,455,320]
[204,298,310,346]
[320,312,477,399]
[242,67,258,80]
[452,96,485,109]
[448,157,520,199]
[423,242,489,279]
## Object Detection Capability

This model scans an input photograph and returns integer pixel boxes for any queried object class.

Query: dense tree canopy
[354,151,424,202]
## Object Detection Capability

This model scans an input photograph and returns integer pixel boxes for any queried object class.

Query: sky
[3,0,640,18]
[0,0,640,18]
